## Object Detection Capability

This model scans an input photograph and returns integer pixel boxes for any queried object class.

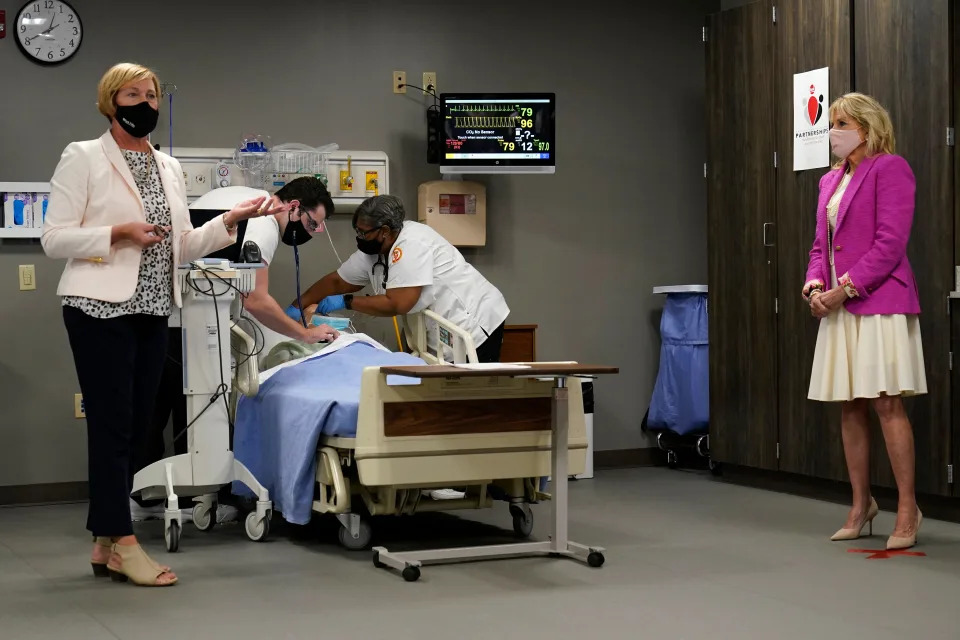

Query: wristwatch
[344,294,354,310]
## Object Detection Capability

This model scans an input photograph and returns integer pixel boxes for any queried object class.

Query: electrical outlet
[422,72,437,95]
[393,70,406,94]
[18,264,36,291]
[74,394,85,419]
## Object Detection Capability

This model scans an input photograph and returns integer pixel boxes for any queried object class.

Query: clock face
[15,0,83,66]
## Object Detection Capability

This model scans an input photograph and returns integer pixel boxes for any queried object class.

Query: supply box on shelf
[0,182,50,239]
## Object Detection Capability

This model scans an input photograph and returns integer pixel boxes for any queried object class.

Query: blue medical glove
[285,304,303,321]
[318,295,346,315]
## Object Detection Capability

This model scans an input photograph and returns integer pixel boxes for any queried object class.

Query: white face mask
[829,127,864,159]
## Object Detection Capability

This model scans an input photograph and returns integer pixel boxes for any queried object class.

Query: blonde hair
[829,92,895,167]
[96,62,160,121]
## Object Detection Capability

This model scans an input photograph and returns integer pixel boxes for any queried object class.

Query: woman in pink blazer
[42,63,287,586]
[802,93,924,550]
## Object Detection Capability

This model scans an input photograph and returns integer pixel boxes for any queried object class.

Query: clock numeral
[35,48,40,56]
[72,27,78,35]
[32,3,39,11]
[20,24,26,33]
[44,1,54,9]
[60,48,65,57]
[47,51,54,60]
[69,39,75,47]
[68,14,75,23]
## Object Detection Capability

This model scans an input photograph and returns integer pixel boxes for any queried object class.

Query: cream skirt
[808,309,927,402]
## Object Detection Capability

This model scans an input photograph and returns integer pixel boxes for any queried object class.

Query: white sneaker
[216,504,239,524]
[428,488,466,500]
[129,498,197,523]
[129,499,163,522]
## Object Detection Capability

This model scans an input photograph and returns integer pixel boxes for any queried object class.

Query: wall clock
[15,0,82,66]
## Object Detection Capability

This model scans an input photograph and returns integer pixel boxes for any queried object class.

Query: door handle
[762,222,774,247]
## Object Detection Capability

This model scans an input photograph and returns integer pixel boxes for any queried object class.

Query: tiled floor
[1,468,958,640]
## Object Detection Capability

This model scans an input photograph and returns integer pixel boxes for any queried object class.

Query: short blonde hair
[96,62,160,121]
[829,92,895,166]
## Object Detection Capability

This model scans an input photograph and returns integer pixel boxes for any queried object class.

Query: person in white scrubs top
[240,177,340,350]
[293,194,510,362]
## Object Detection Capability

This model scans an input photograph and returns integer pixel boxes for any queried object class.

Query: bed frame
[231,311,587,551]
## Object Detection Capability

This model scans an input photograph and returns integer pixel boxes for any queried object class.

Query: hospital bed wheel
[709,459,723,476]
[587,551,605,568]
[338,519,372,550]
[244,511,270,542]
[402,565,421,583]
[164,520,181,553]
[666,450,679,469]
[193,504,215,532]
[509,504,534,538]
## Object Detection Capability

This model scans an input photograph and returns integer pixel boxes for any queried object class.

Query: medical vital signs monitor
[439,93,555,174]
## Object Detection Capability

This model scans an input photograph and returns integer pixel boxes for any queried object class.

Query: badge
[392,247,403,264]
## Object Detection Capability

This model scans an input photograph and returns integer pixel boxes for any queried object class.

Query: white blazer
[42,131,236,307]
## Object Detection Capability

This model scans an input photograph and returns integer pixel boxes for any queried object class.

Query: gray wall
[0,0,714,487]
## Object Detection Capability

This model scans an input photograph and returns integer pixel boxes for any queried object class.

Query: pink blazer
[804,153,921,315]
[42,131,236,307]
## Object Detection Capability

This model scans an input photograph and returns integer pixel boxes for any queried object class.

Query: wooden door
[855,0,953,496]
[706,0,780,470]
[775,0,852,481]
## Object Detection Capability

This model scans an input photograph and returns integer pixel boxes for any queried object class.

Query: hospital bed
[230,312,600,578]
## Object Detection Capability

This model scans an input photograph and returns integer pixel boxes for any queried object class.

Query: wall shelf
[0,228,43,239]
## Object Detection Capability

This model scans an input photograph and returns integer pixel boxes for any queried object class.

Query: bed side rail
[403,309,478,364]
[231,323,260,397]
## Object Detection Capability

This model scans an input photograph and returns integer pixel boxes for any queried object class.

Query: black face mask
[281,219,313,246]
[356,235,382,255]
[115,101,159,138]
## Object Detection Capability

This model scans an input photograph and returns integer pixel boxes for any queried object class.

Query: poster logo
[793,67,830,171]
[807,84,824,126]
[392,247,403,264]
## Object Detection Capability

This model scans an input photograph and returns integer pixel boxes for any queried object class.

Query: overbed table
[371,363,619,582]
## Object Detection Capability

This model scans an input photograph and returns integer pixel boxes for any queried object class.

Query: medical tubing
[392,316,403,351]
[294,236,307,327]
[168,93,173,155]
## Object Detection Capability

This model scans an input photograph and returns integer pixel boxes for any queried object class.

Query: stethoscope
[372,255,389,292]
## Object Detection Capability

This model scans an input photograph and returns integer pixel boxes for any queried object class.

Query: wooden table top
[378,363,619,379]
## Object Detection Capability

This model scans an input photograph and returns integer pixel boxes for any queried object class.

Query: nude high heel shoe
[91,537,112,577]
[831,497,879,541]
[107,543,178,587]
[886,509,922,550]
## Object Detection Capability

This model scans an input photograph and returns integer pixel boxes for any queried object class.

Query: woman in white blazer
[42,63,287,587]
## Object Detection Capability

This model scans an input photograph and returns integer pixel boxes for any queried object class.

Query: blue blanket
[233,342,423,524]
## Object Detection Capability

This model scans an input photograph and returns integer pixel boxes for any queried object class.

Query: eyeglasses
[355,226,382,240]
[299,209,321,232]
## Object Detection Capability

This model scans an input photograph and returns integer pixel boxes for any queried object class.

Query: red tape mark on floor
[847,548,926,560]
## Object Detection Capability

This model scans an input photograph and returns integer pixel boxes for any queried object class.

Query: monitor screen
[439,93,555,174]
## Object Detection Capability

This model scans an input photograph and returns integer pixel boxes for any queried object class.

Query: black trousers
[475,322,506,363]
[63,306,168,536]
